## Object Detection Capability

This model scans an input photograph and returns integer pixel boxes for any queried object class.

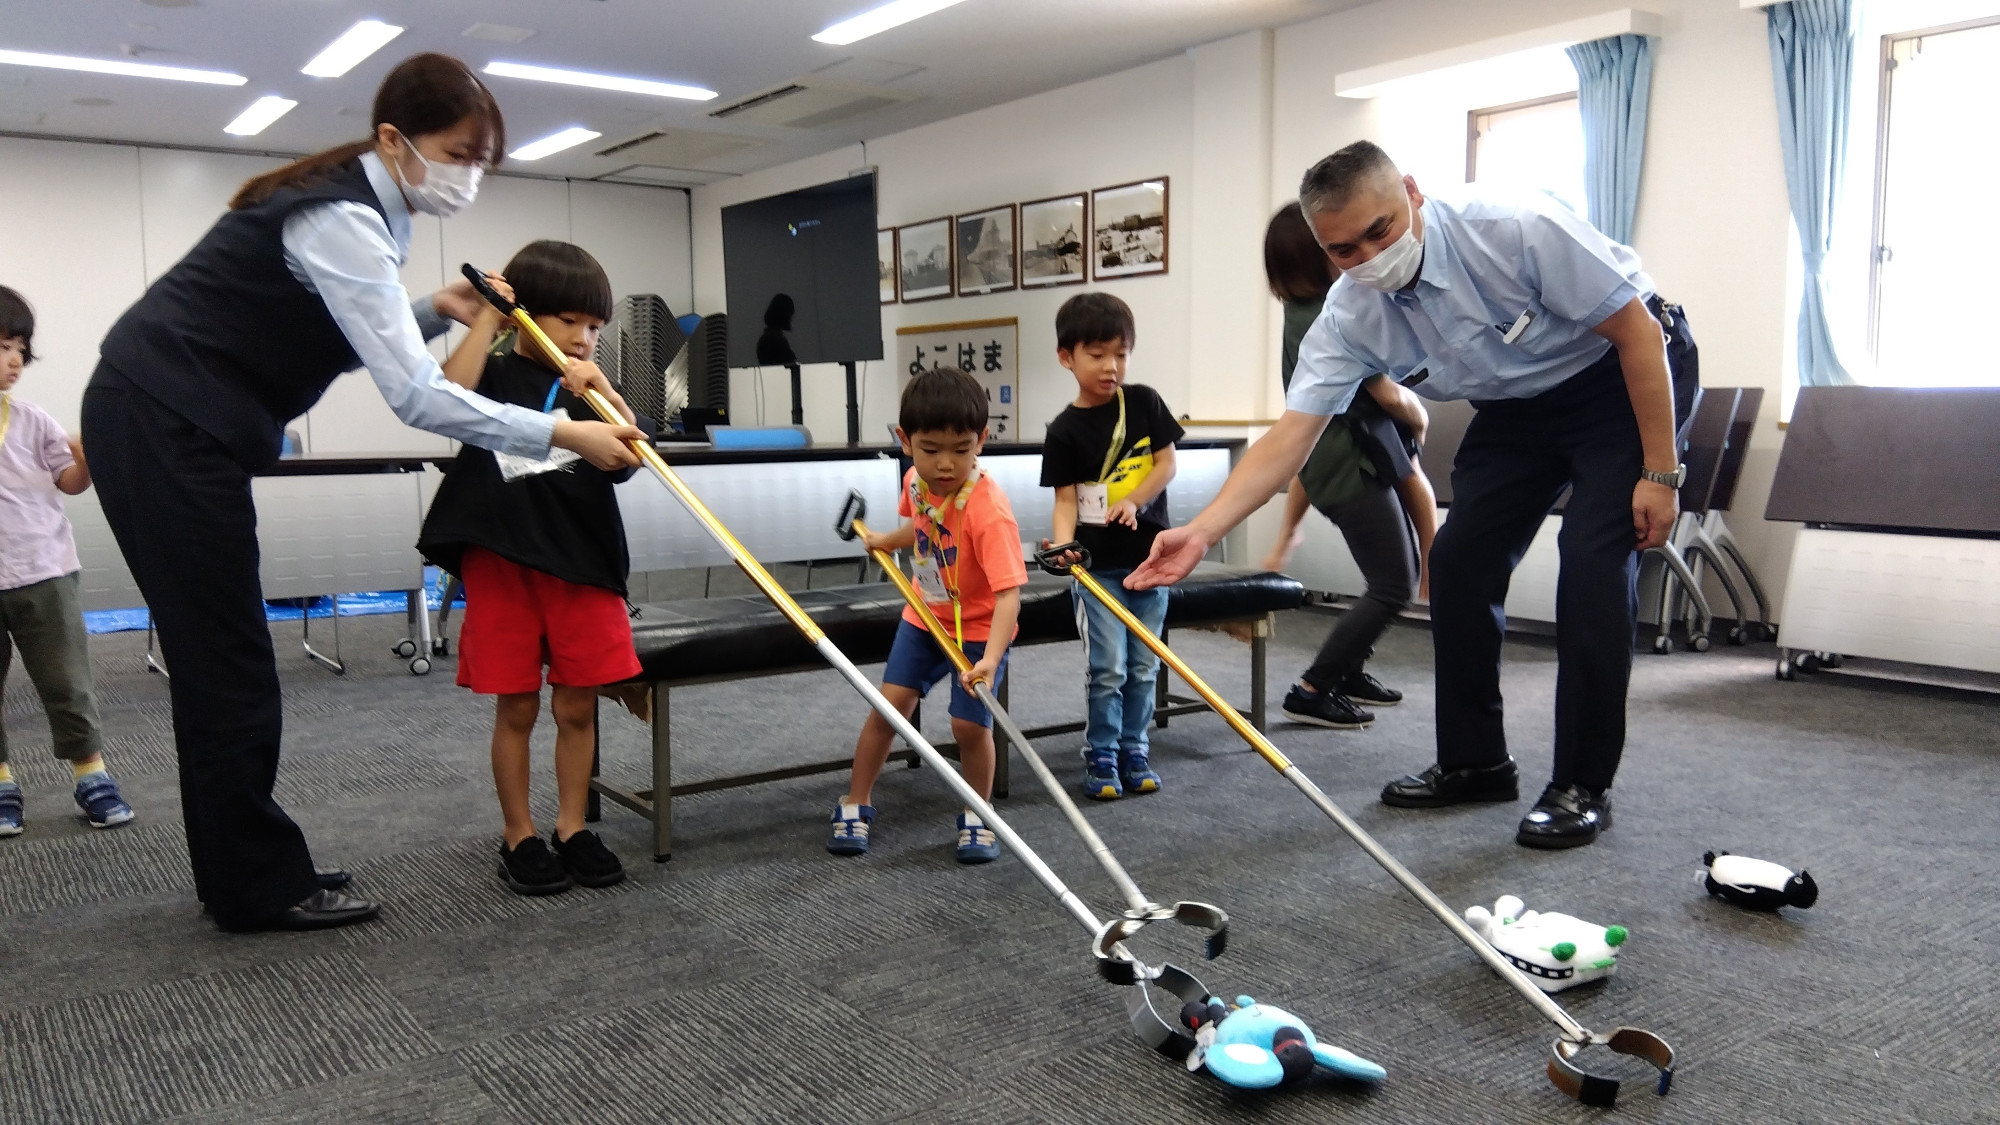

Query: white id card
[1076,481,1110,526]
[912,549,951,603]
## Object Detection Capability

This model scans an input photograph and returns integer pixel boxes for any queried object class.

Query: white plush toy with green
[1464,895,1627,993]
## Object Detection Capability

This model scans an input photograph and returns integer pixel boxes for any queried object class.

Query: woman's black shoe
[551,828,626,888]
[1336,670,1403,706]
[499,836,573,896]
[1281,685,1374,729]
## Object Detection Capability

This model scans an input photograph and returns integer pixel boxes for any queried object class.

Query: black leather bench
[588,563,1306,859]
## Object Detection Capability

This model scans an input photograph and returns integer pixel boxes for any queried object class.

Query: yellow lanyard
[909,469,980,643]
[1097,387,1127,483]
[0,394,11,452]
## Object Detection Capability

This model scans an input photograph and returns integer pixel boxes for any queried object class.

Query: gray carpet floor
[1,603,1995,1124]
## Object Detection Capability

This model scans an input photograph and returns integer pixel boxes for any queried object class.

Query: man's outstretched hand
[1124,525,1208,590]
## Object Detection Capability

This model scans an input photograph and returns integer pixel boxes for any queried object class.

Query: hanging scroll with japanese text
[895,317,1019,440]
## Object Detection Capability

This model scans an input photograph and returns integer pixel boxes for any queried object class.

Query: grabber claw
[1036,540,1091,575]
[834,489,868,542]
[1548,1028,1676,1107]
[1092,901,1231,985]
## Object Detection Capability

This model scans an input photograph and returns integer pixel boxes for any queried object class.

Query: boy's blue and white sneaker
[1119,748,1162,795]
[826,801,875,856]
[1081,747,1123,801]
[955,810,1000,864]
[74,774,135,829]
[0,783,23,837]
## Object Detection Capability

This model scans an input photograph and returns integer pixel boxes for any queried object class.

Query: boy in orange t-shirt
[827,367,1026,864]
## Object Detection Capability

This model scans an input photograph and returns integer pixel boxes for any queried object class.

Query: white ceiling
[1,0,1375,186]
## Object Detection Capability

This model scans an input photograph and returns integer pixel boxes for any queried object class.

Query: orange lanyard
[909,470,979,642]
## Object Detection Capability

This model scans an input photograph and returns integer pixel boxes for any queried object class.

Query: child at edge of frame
[1037,291,1184,801]
[416,241,654,898]
[826,366,1026,865]
[0,284,135,840]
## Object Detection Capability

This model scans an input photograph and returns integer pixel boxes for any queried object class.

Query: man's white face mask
[1342,196,1423,292]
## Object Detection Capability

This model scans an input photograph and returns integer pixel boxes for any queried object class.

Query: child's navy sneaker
[0,783,22,838]
[955,810,1000,864]
[73,774,135,829]
[1081,747,1123,800]
[1119,748,1162,795]
[826,801,875,855]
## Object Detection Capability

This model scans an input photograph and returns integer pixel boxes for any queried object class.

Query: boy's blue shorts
[881,619,1010,727]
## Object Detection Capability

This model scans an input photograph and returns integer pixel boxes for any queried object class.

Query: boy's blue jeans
[1072,569,1170,757]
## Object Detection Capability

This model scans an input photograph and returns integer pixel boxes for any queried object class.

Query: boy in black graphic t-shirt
[1039,293,1184,800]
[418,241,654,898]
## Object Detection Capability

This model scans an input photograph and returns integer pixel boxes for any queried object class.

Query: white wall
[692,54,1203,441]
[0,135,692,453]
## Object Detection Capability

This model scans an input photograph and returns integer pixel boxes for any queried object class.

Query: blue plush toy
[1178,995,1387,1089]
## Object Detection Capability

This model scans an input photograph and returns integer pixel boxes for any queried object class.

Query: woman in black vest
[81,54,643,933]
[1258,205,1438,732]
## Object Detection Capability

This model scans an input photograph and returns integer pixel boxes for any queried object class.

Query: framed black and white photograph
[897,217,953,302]
[878,228,897,304]
[1091,178,1168,278]
[1019,193,1087,289]
[954,203,1016,296]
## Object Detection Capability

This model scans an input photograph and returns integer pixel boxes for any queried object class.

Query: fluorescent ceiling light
[301,20,404,78]
[813,0,970,46]
[510,126,601,161]
[224,95,297,136]
[0,48,245,85]
[483,60,714,101]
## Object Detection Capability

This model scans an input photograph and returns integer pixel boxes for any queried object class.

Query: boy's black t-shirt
[418,352,654,595]
[1039,382,1185,572]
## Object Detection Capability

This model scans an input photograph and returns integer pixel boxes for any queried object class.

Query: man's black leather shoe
[1379,759,1520,808]
[1516,784,1611,849]
[315,867,351,891]
[222,889,380,932]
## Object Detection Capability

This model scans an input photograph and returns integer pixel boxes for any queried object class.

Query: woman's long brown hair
[229,53,505,210]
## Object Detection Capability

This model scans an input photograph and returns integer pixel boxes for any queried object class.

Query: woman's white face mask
[1343,198,1424,292]
[391,132,483,218]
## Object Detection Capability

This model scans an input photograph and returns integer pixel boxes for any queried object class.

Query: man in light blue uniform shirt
[1131,141,1690,849]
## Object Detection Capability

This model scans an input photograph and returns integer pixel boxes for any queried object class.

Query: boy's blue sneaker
[1081,747,1123,801]
[955,810,1000,864]
[74,774,135,829]
[1119,748,1162,795]
[0,783,22,838]
[826,801,875,856]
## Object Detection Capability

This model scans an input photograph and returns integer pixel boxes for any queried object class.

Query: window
[1467,93,1586,218]
[1868,15,2000,387]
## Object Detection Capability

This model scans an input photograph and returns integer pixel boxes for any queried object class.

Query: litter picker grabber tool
[835,489,1226,985]
[1037,541,1675,1107]
[459,263,1117,946]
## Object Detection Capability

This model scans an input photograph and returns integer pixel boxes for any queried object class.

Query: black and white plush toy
[1702,851,1817,911]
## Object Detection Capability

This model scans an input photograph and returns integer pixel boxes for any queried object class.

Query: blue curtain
[1566,33,1653,246]
[1767,0,1855,386]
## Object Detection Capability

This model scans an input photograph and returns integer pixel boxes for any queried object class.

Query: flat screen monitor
[721,172,883,369]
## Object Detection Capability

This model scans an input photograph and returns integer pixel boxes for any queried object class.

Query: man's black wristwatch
[1640,464,1687,488]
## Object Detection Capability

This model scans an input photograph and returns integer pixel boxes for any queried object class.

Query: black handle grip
[1036,541,1089,575]
[835,489,867,542]
[459,263,518,316]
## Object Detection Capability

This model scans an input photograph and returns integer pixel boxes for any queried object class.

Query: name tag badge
[1501,310,1535,345]
[912,550,950,603]
[1076,481,1110,526]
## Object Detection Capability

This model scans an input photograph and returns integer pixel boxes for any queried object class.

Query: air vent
[594,129,761,167]
[707,78,918,130]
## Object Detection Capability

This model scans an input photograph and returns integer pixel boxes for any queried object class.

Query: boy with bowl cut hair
[827,367,1026,864]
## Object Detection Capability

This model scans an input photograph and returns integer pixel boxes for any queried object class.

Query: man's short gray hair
[1299,141,1399,216]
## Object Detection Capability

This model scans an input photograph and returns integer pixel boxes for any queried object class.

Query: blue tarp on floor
[83,567,464,634]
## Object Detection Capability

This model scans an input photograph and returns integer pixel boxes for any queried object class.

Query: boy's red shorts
[456,547,641,694]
